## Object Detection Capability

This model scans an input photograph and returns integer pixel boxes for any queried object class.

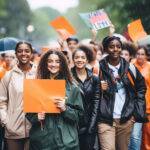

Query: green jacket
[26,82,83,150]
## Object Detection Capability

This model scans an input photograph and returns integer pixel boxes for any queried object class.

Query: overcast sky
[27,0,79,12]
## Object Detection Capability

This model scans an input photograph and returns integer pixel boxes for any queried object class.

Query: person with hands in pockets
[0,41,37,150]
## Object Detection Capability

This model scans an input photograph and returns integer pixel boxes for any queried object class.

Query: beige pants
[98,119,134,150]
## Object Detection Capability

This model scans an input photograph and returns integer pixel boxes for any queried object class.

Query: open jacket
[26,81,84,150]
[71,67,100,134]
[133,60,150,114]
[98,57,147,125]
[0,64,37,139]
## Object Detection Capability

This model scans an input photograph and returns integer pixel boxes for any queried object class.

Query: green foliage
[0,0,32,38]
[1,0,150,46]
[124,0,150,32]
[30,7,60,47]
[0,0,7,17]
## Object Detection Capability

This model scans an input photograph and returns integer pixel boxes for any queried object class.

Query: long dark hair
[37,49,72,83]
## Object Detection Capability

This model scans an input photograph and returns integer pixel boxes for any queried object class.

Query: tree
[68,0,150,40]
[0,0,6,17]
[124,0,150,33]
[30,7,60,47]
[0,0,32,38]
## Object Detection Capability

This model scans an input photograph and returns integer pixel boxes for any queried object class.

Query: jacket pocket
[30,125,49,149]
[5,109,26,137]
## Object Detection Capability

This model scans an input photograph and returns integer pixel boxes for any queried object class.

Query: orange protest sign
[41,46,50,53]
[23,79,66,113]
[50,16,76,39]
[128,19,147,42]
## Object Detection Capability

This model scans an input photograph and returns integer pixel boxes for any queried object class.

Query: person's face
[107,39,122,60]
[73,51,87,69]
[47,54,60,75]
[121,50,131,62]
[67,40,78,52]
[96,50,103,61]
[4,53,16,65]
[16,43,32,64]
[136,48,147,64]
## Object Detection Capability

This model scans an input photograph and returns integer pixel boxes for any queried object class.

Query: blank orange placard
[50,16,76,36]
[128,19,147,42]
[41,46,50,53]
[23,79,66,113]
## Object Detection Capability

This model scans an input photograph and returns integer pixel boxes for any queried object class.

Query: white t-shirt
[108,63,126,119]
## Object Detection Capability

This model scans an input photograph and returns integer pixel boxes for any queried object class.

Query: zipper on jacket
[24,73,27,138]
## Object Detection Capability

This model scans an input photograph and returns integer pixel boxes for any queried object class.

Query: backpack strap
[129,63,136,78]
[127,63,136,87]
[127,72,135,86]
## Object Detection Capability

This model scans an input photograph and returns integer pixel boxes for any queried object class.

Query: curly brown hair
[37,49,72,83]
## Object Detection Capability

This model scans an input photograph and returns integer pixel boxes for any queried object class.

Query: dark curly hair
[122,42,137,57]
[102,36,122,52]
[72,45,94,63]
[37,49,72,83]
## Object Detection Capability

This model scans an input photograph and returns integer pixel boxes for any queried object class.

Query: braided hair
[102,36,123,52]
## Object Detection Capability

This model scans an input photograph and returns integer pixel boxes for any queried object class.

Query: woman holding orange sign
[26,49,83,150]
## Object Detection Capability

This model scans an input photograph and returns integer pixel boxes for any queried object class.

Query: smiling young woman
[0,41,37,150]
[71,45,100,150]
[26,49,83,150]
[97,36,146,150]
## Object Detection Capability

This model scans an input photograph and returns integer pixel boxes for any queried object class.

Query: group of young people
[0,34,150,150]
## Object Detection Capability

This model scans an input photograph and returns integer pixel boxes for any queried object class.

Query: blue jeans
[128,123,143,150]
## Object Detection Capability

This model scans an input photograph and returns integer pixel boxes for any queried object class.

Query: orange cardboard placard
[50,16,76,37]
[23,79,66,113]
[128,19,147,42]
[41,46,50,53]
